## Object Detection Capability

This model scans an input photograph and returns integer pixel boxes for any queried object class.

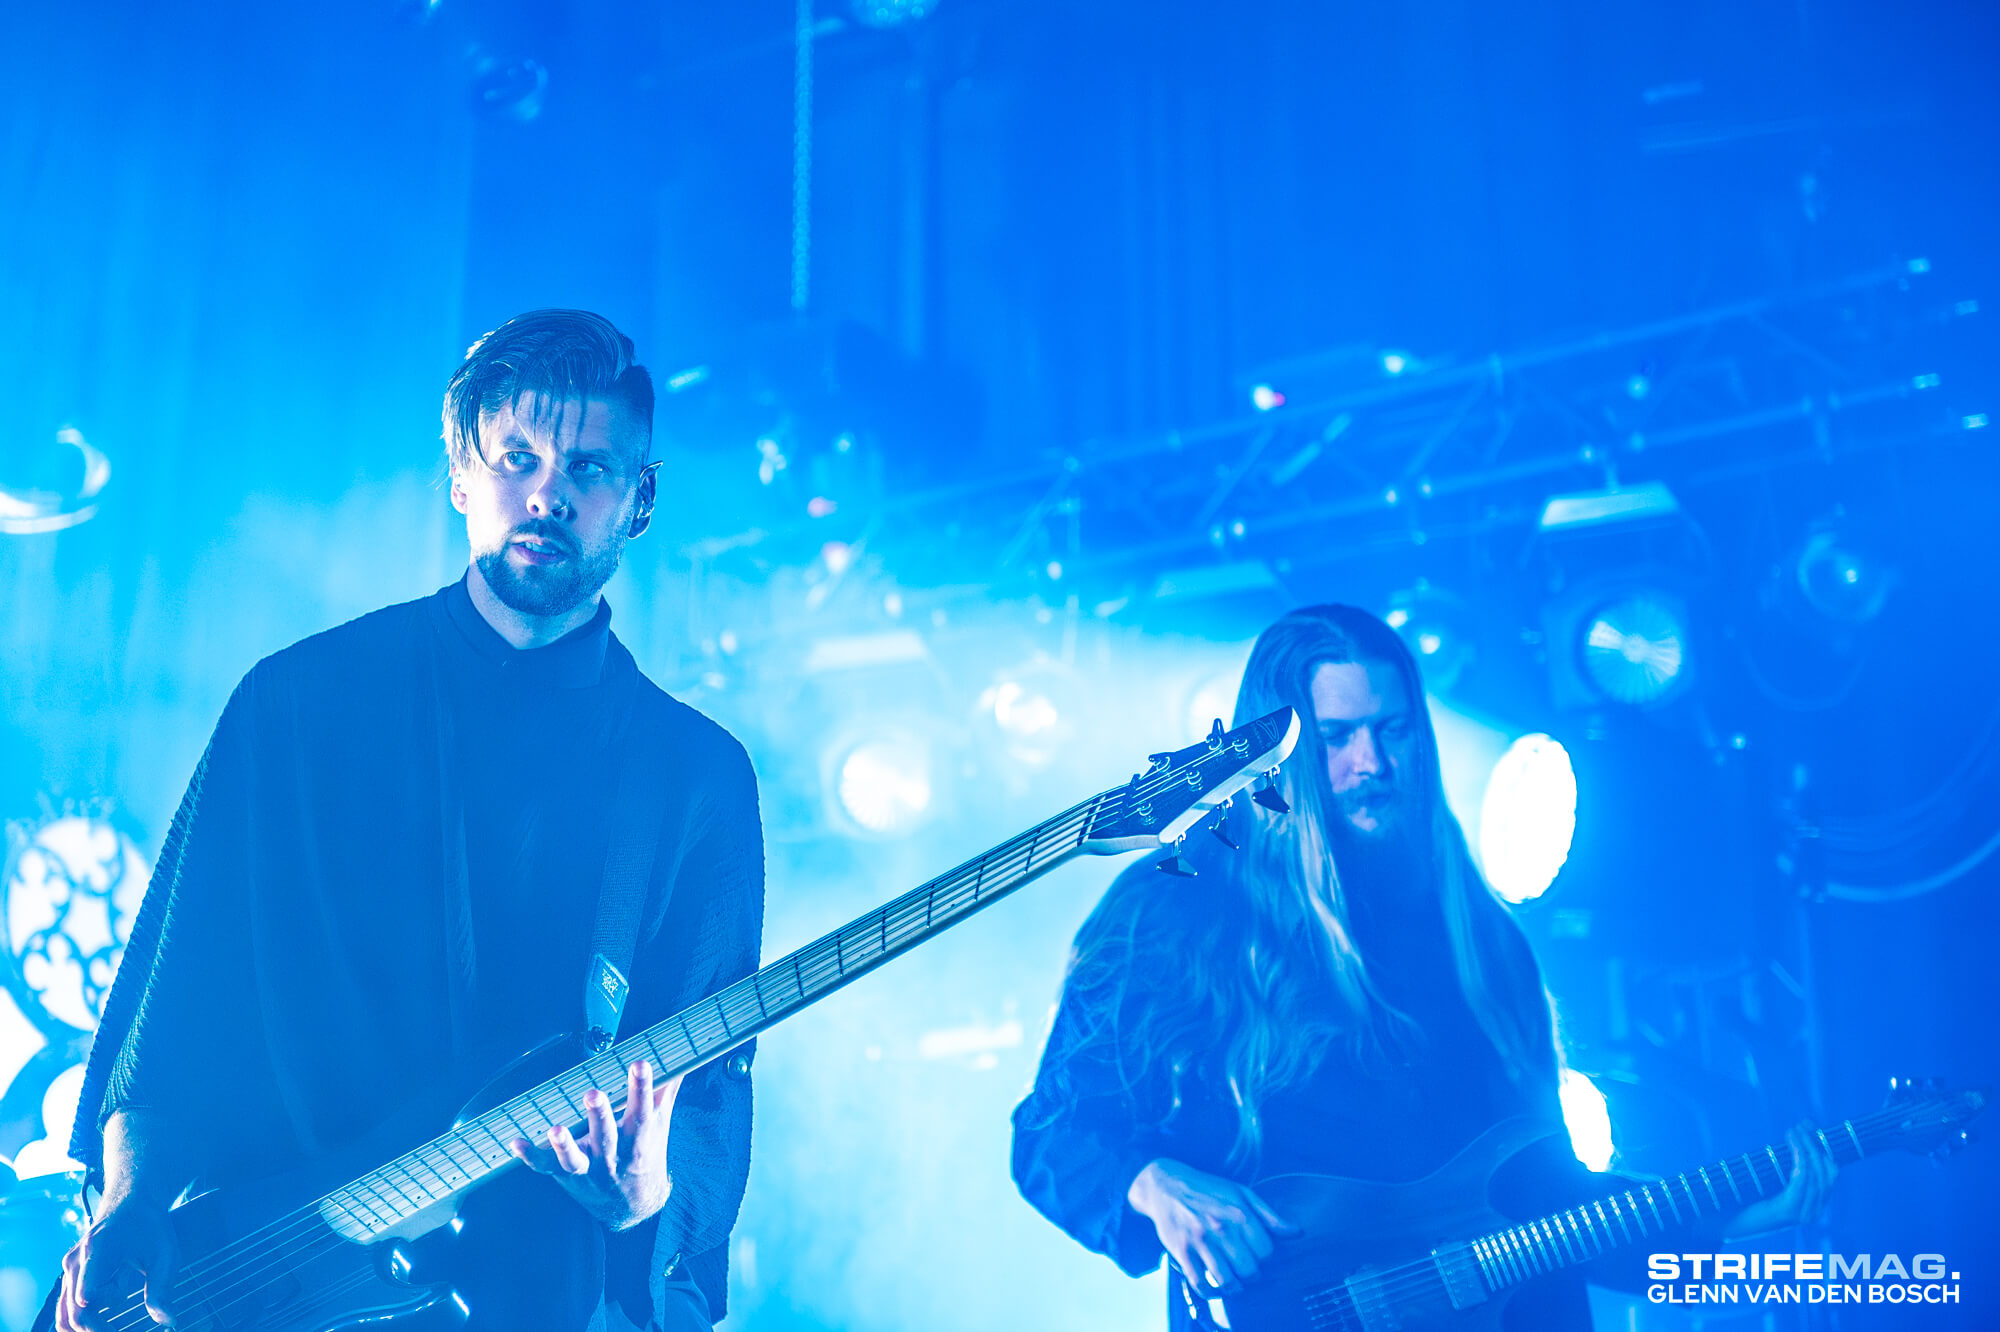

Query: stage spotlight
[0,426,112,536]
[1559,1068,1616,1171]
[1793,523,1895,625]
[831,736,933,838]
[1478,733,1576,904]
[851,0,940,27]
[987,680,1060,739]
[1384,583,1475,695]
[978,660,1081,769]
[1250,383,1286,412]
[1579,592,1689,707]
[468,53,547,122]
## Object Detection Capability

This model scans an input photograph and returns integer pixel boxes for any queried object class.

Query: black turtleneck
[438,577,628,1049]
[80,578,766,1329]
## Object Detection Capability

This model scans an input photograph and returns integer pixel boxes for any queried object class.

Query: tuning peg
[1155,838,1198,877]
[1934,1128,1974,1159]
[1207,807,1238,849]
[1252,769,1289,813]
[1206,718,1226,750]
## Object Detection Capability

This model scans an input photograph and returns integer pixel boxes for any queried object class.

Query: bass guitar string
[96,783,1144,1329]
[96,731,1282,1327]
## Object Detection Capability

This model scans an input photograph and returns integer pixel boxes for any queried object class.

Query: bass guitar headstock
[1080,707,1301,859]
[1880,1077,1988,1160]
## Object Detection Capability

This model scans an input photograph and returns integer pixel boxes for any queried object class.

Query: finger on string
[1170,1253,1206,1304]
[549,1125,592,1175]
[1214,1230,1259,1282]
[1192,1239,1235,1292]
[508,1137,554,1173]
[56,1249,80,1332]
[144,1277,178,1327]
[59,1242,80,1313]
[143,1234,179,1327]
[76,1232,122,1312]
[655,1069,685,1115]
[1246,1188,1300,1236]
[621,1060,652,1137]
[584,1088,618,1166]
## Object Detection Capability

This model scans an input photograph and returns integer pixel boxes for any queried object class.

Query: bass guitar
[1202,1079,1986,1331]
[39,708,1301,1332]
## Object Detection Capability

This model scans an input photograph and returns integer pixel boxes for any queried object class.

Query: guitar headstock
[1880,1077,1989,1159]
[1080,707,1301,856]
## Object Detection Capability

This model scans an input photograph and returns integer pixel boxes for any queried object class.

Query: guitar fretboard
[318,791,1109,1241]
[1467,1106,1905,1293]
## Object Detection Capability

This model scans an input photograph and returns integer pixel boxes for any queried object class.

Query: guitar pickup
[1431,1243,1489,1311]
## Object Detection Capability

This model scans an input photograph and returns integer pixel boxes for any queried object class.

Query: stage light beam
[1478,733,1577,904]
[1559,1068,1616,1171]
[835,739,933,837]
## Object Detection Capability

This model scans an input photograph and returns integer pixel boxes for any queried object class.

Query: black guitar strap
[584,649,672,1048]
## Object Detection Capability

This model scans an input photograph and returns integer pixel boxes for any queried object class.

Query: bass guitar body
[1215,1119,1560,1332]
[34,1035,598,1332]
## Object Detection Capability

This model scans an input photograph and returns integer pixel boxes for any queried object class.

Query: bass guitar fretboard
[319,792,1108,1240]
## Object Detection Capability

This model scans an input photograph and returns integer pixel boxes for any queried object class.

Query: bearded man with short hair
[56,310,763,1332]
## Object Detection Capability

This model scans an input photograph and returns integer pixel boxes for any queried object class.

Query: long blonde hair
[1066,605,1553,1168]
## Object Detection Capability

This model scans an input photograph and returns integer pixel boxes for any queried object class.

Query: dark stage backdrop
[2,1,1997,1329]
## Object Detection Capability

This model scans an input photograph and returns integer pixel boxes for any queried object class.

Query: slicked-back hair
[442,309,655,472]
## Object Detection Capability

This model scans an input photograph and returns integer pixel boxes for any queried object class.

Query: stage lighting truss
[669,257,1975,604]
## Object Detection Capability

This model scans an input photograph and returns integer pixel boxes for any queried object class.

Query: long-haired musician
[1012,603,1836,1329]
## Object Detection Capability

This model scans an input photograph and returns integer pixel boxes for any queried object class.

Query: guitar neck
[317,792,1108,1241]
[1471,1111,1890,1292]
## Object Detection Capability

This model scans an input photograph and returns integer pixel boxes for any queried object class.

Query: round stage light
[1384,583,1474,695]
[976,658,1082,770]
[851,0,939,27]
[1559,1068,1616,1171]
[1794,527,1894,625]
[834,738,933,838]
[1580,593,1688,706]
[0,426,112,536]
[1478,733,1576,904]
[988,680,1060,740]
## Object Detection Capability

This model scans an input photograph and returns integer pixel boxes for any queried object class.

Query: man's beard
[476,525,625,618]
[1329,779,1424,894]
